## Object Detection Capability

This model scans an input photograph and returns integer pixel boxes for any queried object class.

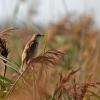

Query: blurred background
[0,0,100,27]
[0,0,100,80]
[0,0,100,99]
[0,0,100,81]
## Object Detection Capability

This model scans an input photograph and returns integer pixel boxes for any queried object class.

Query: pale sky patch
[0,0,100,26]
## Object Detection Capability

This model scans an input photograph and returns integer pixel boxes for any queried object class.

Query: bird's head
[35,32,44,42]
[36,32,44,37]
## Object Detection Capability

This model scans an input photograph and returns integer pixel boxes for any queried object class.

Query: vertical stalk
[4,64,7,77]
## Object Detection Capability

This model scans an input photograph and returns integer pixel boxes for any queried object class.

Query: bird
[20,33,44,72]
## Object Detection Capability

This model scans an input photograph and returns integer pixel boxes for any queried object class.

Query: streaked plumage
[20,33,44,72]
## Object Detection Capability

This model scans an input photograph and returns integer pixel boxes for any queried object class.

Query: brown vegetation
[0,15,100,100]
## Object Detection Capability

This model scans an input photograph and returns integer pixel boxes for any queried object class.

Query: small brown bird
[20,33,44,72]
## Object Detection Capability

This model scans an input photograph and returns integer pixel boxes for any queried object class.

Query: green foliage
[0,75,12,99]
[0,75,12,87]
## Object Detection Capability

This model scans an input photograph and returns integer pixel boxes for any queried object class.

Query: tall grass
[0,15,99,100]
